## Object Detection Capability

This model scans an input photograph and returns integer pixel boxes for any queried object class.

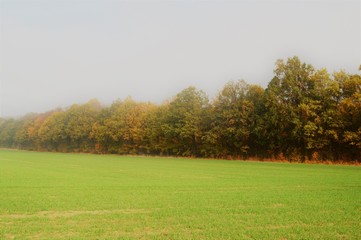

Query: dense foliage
[1,57,360,162]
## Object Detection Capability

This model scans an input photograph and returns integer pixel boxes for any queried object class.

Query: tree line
[0,57,360,162]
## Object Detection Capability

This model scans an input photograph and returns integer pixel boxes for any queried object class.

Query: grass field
[0,150,360,239]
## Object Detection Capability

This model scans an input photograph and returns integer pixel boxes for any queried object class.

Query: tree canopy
[0,57,359,162]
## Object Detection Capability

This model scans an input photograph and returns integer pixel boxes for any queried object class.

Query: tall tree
[264,56,315,161]
[142,104,170,155]
[336,71,361,160]
[209,80,257,158]
[38,110,67,151]
[62,99,101,152]
[0,118,20,148]
[90,98,154,154]
[164,87,209,157]
[245,84,265,158]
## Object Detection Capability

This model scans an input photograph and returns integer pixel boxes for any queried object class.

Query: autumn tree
[38,110,67,151]
[142,104,170,155]
[263,56,315,161]
[90,98,155,154]
[336,71,361,160]
[0,56,358,162]
[0,118,20,148]
[207,80,259,158]
[164,87,209,157]
[62,99,101,152]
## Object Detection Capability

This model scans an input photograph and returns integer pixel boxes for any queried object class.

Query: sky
[0,0,360,117]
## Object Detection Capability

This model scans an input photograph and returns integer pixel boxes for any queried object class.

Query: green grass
[0,150,360,239]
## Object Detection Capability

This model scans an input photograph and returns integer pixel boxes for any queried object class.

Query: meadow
[0,150,360,239]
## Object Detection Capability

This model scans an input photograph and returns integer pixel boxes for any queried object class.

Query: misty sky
[0,0,360,117]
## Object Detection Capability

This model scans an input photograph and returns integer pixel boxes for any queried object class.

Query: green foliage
[0,57,359,162]
[0,118,19,147]
[90,98,155,154]
[208,80,263,158]
[164,87,209,156]
[38,110,67,150]
[263,57,316,160]
[142,104,170,155]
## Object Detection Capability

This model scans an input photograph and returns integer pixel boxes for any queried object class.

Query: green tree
[264,56,315,161]
[38,110,67,151]
[209,80,258,158]
[142,104,169,155]
[0,118,20,148]
[164,87,209,157]
[90,98,154,154]
[245,84,265,158]
[336,71,361,160]
[62,99,101,152]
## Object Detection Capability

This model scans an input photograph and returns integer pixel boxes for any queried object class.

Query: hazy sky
[0,0,360,117]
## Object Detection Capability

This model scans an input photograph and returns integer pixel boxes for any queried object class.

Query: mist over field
[0,2,360,239]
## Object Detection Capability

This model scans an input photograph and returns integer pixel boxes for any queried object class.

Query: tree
[14,114,36,149]
[263,56,315,161]
[0,118,20,148]
[62,99,101,152]
[142,104,169,155]
[336,71,361,160]
[208,80,258,158]
[90,98,155,154]
[164,87,209,157]
[38,110,67,151]
[245,84,265,158]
